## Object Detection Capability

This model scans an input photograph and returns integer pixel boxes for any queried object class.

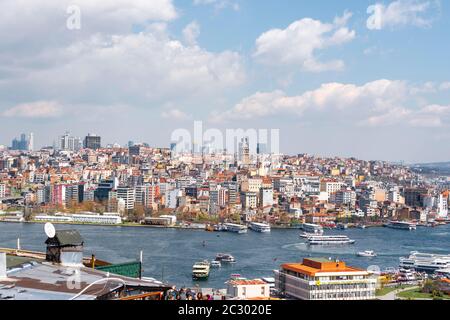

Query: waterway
[1,222,449,289]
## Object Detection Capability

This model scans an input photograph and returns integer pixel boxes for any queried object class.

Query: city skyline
[0,0,449,163]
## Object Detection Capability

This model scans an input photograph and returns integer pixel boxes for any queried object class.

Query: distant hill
[410,162,450,175]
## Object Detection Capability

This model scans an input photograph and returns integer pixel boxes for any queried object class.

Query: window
[261,286,265,295]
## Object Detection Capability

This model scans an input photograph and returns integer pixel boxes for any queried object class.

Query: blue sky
[0,0,449,162]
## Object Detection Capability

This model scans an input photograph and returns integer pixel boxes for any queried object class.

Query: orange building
[275,258,377,300]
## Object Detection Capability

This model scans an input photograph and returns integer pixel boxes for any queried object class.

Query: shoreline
[0,219,388,231]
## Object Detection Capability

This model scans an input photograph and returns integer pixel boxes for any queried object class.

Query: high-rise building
[59,132,82,151]
[11,133,30,151]
[84,134,101,150]
[28,133,34,151]
[116,186,136,211]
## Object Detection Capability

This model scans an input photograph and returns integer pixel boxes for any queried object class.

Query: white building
[166,189,181,209]
[259,188,274,208]
[0,184,5,199]
[116,186,136,211]
[227,279,271,300]
[437,192,449,218]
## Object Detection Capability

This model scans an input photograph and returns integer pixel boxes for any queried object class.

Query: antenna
[44,222,56,238]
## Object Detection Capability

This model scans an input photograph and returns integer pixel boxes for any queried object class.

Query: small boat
[215,253,236,264]
[357,250,377,257]
[210,260,221,268]
[192,260,210,280]
[357,224,367,229]
[336,223,349,230]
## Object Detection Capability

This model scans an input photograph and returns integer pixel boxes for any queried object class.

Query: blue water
[1,222,449,289]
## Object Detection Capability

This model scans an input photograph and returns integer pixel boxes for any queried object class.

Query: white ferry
[357,250,377,257]
[298,223,324,235]
[305,235,356,245]
[384,220,417,230]
[192,260,210,280]
[223,223,248,234]
[248,222,271,233]
[399,251,450,273]
[215,253,236,264]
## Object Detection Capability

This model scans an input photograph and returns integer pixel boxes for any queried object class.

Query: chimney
[0,252,7,279]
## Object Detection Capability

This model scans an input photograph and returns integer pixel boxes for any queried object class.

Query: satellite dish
[44,222,56,238]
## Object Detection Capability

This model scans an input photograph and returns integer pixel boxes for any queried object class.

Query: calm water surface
[1,222,449,289]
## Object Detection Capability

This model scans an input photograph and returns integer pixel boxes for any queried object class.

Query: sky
[0,0,449,163]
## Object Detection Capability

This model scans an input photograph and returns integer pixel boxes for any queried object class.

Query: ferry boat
[192,260,210,280]
[223,223,248,234]
[248,222,271,233]
[305,235,356,245]
[384,220,417,230]
[210,260,221,268]
[298,223,324,235]
[357,250,377,257]
[215,253,236,264]
[399,251,450,274]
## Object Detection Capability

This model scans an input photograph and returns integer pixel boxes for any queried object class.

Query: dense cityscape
[1,0,450,306]
[0,131,449,226]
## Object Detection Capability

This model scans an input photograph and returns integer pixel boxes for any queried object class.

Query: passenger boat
[192,260,210,280]
[298,223,324,235]
[210,260,221,268]
[399,251,450,274]
[215,253,236,264]
[223,223,248,234]
[305,235,356,245]
[248,222,271,233]
[384,220,417,230]
[357,250,377,257]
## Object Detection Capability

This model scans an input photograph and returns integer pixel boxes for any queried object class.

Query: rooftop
[281,258,366,276]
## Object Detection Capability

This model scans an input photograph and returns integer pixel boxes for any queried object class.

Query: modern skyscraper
[28,133,34,151]
[11,133,30,151]
[84,134,101,150]
[59,132,82,151]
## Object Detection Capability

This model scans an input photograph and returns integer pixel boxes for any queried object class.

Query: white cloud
[366,0,438,30]
[2,101,63,118]
[161,108,192,120]
[0,2,245,116]
[193,0,239,11]
[439,82,450,91]
[213,80,450,128]
[253,12,356,72]
[183,21,201,46]
[215,79,406,120]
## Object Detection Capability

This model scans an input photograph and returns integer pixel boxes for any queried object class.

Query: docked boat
[248,222,271,233]
[399,251,450,274]
[210,260,221,268]
[357,224,367,229]
[384,220,417,230]
[298,223,324,235]
[215,253,236,264]
[223,223,248,234]
[336,223,349,230]
[357,250,377,257]
[192,260,210,280]
[305,235,356,245]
